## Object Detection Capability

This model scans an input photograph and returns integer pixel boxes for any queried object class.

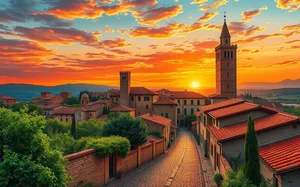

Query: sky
[0,0,299,91]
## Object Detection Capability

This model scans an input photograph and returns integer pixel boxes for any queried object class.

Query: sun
[190,81,200,89]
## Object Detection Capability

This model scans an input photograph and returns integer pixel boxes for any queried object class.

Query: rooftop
[207,113,299,142]
[54,106,76,115]
[110,87,158,96]
[38,104,62,110]
[170,91,207,99]
[153,99,178,105]
[0,95,16,100]
[200,99,244,113]
[110,105,135,112]
[140,113,171,126]
[259,136,300,173]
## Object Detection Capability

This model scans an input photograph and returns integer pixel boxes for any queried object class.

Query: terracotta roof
[81,103,103,112]
[0,95,16,100]
[208,103,259,119]
[207,113,299,142]
[195,111,201,117]
[170,91,207,99]
[54,106,76,115]
[259,136,300,173]
[200,99,244,113]
[110,87,158,96]
[153,99,178,105]
[209,93,228,99]
[91,92,107,98]
[110,105,135,112]
[39,104,62,110]
[261,102,283,110]
[141,113,171,126]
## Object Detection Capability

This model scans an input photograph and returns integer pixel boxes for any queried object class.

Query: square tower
[120,71,131,107]
[215,19,238,99]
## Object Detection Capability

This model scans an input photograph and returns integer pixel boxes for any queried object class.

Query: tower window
[227,62,229,67]
[131,96,134,101]
[231,51,233,59]
[122,76,127,81]
[227,84,230,89]
[225,39,228,44]
[224,51,226,58]
[228,51,230,59]
[227,72,230,78]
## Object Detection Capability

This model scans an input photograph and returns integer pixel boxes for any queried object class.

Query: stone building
[0,94,16,106]
[80,93,90,105]
[32,91,72,105]
[110,105,136,117]
[38,104,63,117]
[152,98,178,127]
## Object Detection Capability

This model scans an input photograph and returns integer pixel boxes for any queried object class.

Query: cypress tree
[243,115,261,185]
[71,114,77,139]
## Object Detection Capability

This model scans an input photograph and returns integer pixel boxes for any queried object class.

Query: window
[146,105,148,109]
[138,96,141,101]
[184,100,187,105]
[177,108,180,114]
[184,108,187,115]
[131,96,134,101]
[191,108,194,114]
[191,100,194,105]
[161,113,164,116]
[293,124,297,129]
[122,76,127,81]
[227,72,230,78]
[227,62,229,67]
[217,153,220,169]
[224,51,226,58]
[211,144,213,156]
[197,100,200,105]
[116,98,118,102]
[90,113,92,117]
[66,118,68,122]
[178,100,180,105]
[60,118,63,122]
[225,39,228,44]
[144,96,150,101]
[165,113,168,118]
[227,84,230,89]
[138,112,140,115]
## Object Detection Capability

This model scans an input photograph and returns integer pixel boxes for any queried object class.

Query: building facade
[0,95,17,106]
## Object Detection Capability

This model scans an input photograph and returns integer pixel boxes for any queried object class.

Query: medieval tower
[215,15,237,99]
[120,71,131,107]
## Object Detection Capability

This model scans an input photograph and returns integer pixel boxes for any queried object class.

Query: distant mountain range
[0,84,118,102]
[239,79,300,89]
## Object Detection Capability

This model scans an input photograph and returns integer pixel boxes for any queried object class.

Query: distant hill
[239,79,300,89]
[0,84,118,102]
[238,88,300,97]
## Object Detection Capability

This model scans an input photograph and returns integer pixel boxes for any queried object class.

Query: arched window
[225,39,228,44]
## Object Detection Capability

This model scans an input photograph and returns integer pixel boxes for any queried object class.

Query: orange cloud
[200,0,227,11]
[266,60,299,68]
[198,12,219,22]
[290,46,300,49]
[98,38,132,48]
[285,39,300,43]
[227,22,265,37]
[241,9,261,22]
[191,0,208,4]
[281,24,300,31]
[275,0,299,12]
[104,28,115,32]
[240,49,260,53]
[138,5,183,25]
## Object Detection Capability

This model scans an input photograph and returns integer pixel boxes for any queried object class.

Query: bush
[214,173,223,185]
[10,102,44,115]
[148,130,162,139]
[0,108,68,186]
[222,169,256,187]
[102,114,147,147]
[44,119,70,135]
[49,133,79,155]
[76,118,106,139]
[79,136,130,158]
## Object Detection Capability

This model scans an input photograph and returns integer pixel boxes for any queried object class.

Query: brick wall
[116,150,138,173]
[259,158,275,186]
[65,149,109,187]
[155,139,164,157]
[220,155,231,176]
[141,143,153,164]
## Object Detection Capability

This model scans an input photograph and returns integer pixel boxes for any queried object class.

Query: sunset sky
[0,0,299,90]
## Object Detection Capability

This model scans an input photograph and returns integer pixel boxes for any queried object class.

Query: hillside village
[1,18,300,187]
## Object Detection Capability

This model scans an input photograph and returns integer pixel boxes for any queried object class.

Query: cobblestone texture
[105,129,204,187]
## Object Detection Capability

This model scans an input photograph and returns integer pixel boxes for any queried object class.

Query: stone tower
[215,15,237,99]
[120,71,131,107]
[80,93,90,105]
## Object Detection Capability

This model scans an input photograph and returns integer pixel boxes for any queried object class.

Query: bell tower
[120,71,131,107]
[215,14,237,99]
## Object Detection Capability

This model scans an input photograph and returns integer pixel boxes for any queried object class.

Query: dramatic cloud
[285,39,300,44]
[191,0,208,4]
[198,12,219,22]
[104,28,115,32]
[138,5,183,25]
[200,0,228,11]
[227,22,266,37]
[281,24,300,31]
[266,60,300,67]
[241,7,267,22]
[98,38,132,48]
[240,49,260,53]
[275,0,299,12]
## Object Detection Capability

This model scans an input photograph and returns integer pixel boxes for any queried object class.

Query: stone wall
[116,150,138,173]
[141,143,153,165]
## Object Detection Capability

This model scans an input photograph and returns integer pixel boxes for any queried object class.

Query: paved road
[105,128,203,187]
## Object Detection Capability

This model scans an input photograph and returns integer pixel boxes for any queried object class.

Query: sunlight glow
[190,81,200,88]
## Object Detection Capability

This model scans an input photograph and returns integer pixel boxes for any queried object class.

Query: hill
[238,88,300,97]
[0,84,118,102]
[239,79,300,89]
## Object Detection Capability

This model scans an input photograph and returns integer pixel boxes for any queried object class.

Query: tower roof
[220,21,230,38]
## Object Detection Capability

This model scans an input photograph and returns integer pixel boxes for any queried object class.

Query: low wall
[116,149,138,173]
[220,155,232,176]
[65,149,109,187]
[141,143,153,164]
[155,139,164,157]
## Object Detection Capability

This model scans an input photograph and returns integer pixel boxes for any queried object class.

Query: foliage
[214,173,223,184]
[221,169,256,187]
[241,92,253,101]
[148,130,162,139]
[79,136,130,158]
[185,114,196,128]
[243,115,261,186]
[44,118,70,135]
[228,153,243,171]
[62,96,80,105]
[108,112,123,119]
[10,102,44,115]
[0,108,68,186]
[284,106,300,116]
[49,133,79,155]
[71,114,76,139]
[102,114,147,147]
[76,118,106,139]
[103,106,110,114]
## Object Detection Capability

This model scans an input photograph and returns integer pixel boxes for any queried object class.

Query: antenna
[224,11,227,23]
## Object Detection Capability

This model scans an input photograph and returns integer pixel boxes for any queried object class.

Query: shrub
[79,136,130,158]
[222,169,256,187]
[214,173,223,185]
[49,133,79,155]
[10,102,44,115]
[148,130,162,138]
[44,119,70,135]
[76,118,106,138]
[102,114,147,147]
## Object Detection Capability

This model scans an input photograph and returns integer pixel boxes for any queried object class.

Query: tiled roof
[81,103,103,112]
[207,113,299,142]
[0,95,16,100]
[200,99,244,113]
[110,87,158,96]
[54,106,76,115]
[170,91,207,99]
[153,99,178,105]
[39,104,62,110]
[195,111,201,117]
[141,113,171,126]
[208,93,228,99]
[259,136,300,173]
[110,105,135,112]
[261,102,283,110]
[208,103,259,119]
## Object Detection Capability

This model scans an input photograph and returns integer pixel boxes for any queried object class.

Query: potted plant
[116,170,124,179]
[214,173,223,187]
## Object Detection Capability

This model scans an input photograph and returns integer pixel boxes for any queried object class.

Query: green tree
[102,114,147,147]
[49,133,78,155]
[222,169,256,187]
[71,114,76,139]
[76,118,106,138]
[243,115,261,185]
[185,114,196,128]
[0,108,68,186]
[10,102,44,115]
[44,119,70,135]
[148,130,162,138]
[62,97,79,105]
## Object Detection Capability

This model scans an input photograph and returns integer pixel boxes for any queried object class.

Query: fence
[65,138,165,187]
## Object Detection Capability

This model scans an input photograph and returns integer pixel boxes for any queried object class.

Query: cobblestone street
[105,128,204,187]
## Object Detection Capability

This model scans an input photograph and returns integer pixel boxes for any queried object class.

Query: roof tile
[141,113,171,126]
